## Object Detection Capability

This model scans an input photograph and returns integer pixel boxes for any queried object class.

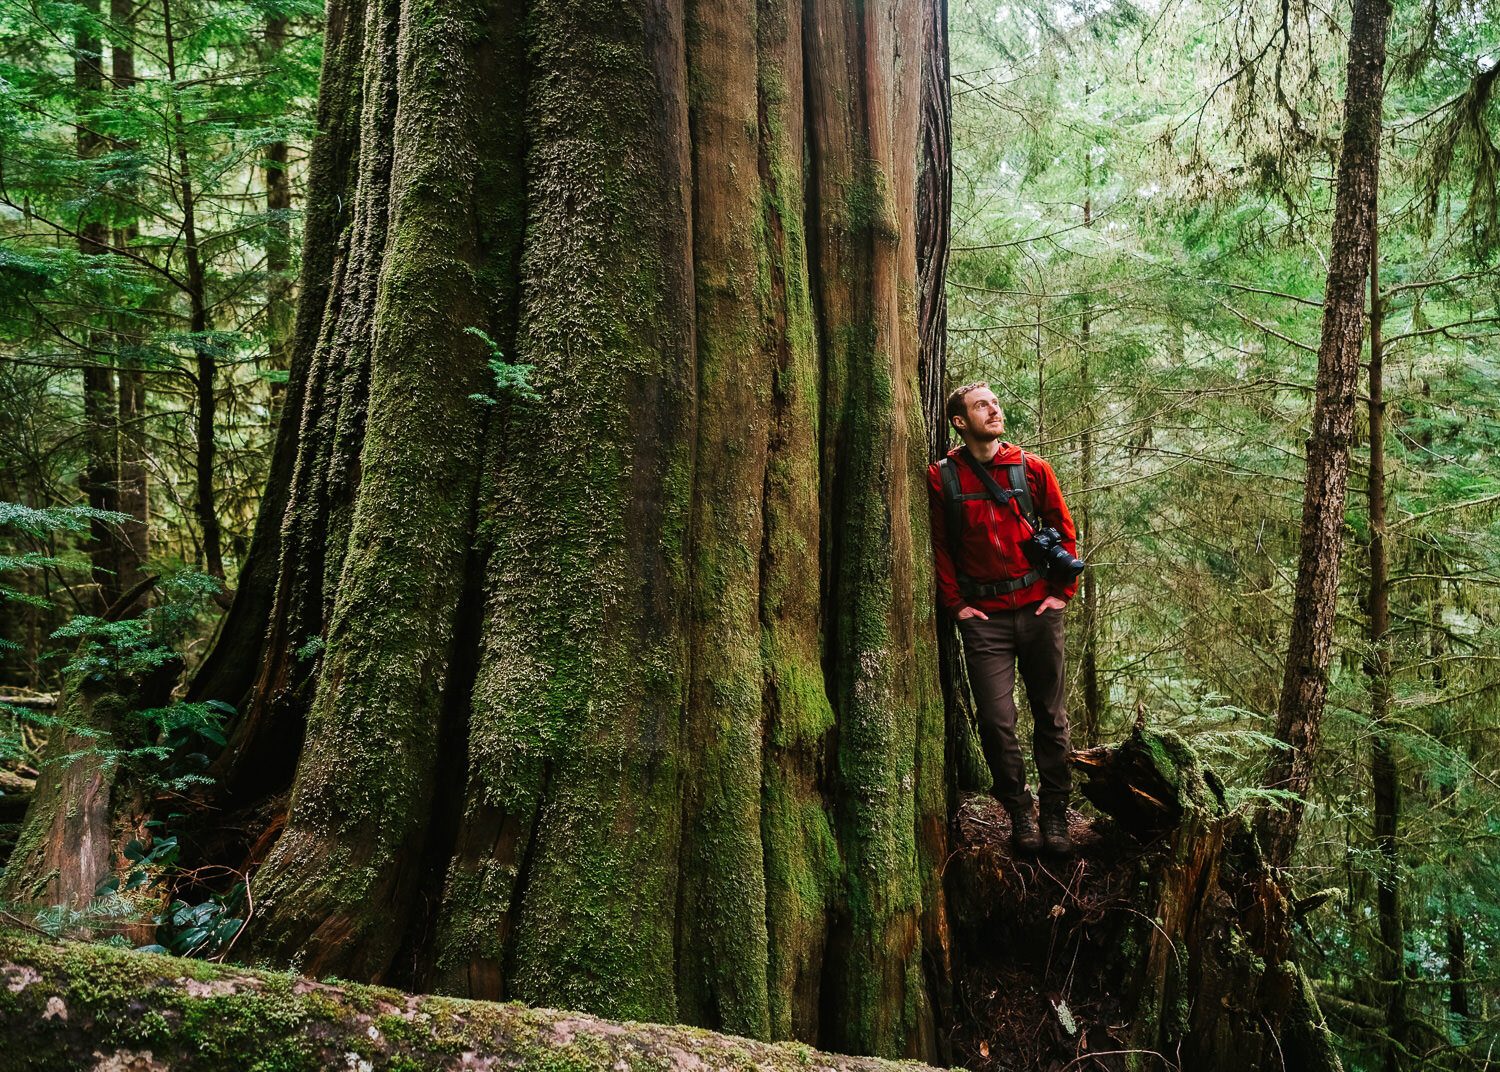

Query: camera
[1023,526,1086,581]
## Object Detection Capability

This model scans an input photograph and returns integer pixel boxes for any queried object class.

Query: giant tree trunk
[180,0,948,1058]
[1260,0,1392,869]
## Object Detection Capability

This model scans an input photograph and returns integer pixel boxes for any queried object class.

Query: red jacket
[927,443,1078,615]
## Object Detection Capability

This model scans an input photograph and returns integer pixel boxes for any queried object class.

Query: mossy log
[0,931,943,1072]
[944,727,1344,1072]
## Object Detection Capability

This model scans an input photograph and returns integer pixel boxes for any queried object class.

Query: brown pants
[958,602,1071,810]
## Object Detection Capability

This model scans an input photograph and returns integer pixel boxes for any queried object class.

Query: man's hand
[1035,595,1066,615]
[956,605,989,621]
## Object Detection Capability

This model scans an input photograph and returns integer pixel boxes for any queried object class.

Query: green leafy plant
[144,881,249,959]
[465,326,540,405]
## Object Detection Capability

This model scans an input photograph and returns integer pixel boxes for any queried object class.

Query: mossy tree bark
[181,0,951,1059]
[0,648,177,912]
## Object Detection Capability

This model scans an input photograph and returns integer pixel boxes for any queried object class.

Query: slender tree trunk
[162,0,224,582]
[79,365,118,612]
[111,0,148,603]
[113,362,149,602]
[75,0,121,614]
[1445,896,1470,1036]
[1034,299,1044,442]
[1365,233,1405,1072]
[1078,127,1100,746]
[1259,0,1392,869]
[263,15,293,394]
[184,0,949,1058]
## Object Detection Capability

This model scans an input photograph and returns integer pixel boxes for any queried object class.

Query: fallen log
[0,696,58,711]
[0,931,940,1072]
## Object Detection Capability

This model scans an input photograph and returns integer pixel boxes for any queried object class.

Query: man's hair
[945,382,995,429]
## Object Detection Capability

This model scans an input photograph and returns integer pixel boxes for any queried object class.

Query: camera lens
[1048,542,1085,577]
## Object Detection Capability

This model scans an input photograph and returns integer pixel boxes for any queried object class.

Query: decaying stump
[0,931,943,1072]
[0,648,177,923]
[945,727,1342,1072]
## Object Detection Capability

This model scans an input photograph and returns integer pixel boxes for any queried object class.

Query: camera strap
[959,447,1040,532]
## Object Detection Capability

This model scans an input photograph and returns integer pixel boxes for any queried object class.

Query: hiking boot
[1006,801,1043,854]
[1039,805,1073,856]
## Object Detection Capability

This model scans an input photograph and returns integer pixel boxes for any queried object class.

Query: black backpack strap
[1006,449,1039,530]
[958,447,1022,512]
[937,458,972,593]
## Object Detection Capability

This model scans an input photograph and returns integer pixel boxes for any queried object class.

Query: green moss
[3,930,950,1072]
[246,0,527,979]
[430,0,696,1024]
[1134,728,1228,819]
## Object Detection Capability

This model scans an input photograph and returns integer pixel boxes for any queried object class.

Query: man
[928,382,1078,855]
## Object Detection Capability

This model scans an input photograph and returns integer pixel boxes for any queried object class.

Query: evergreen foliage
[949,0,1500,1062]
[0,0,321,680]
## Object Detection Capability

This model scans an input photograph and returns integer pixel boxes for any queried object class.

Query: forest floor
[946,794,1145,1072]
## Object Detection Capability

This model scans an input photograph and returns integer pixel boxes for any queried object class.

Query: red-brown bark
[1260,0,1393,870]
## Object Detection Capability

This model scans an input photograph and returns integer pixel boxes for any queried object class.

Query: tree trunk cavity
[1259,0,1392,870]
[184,0,949,1059]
